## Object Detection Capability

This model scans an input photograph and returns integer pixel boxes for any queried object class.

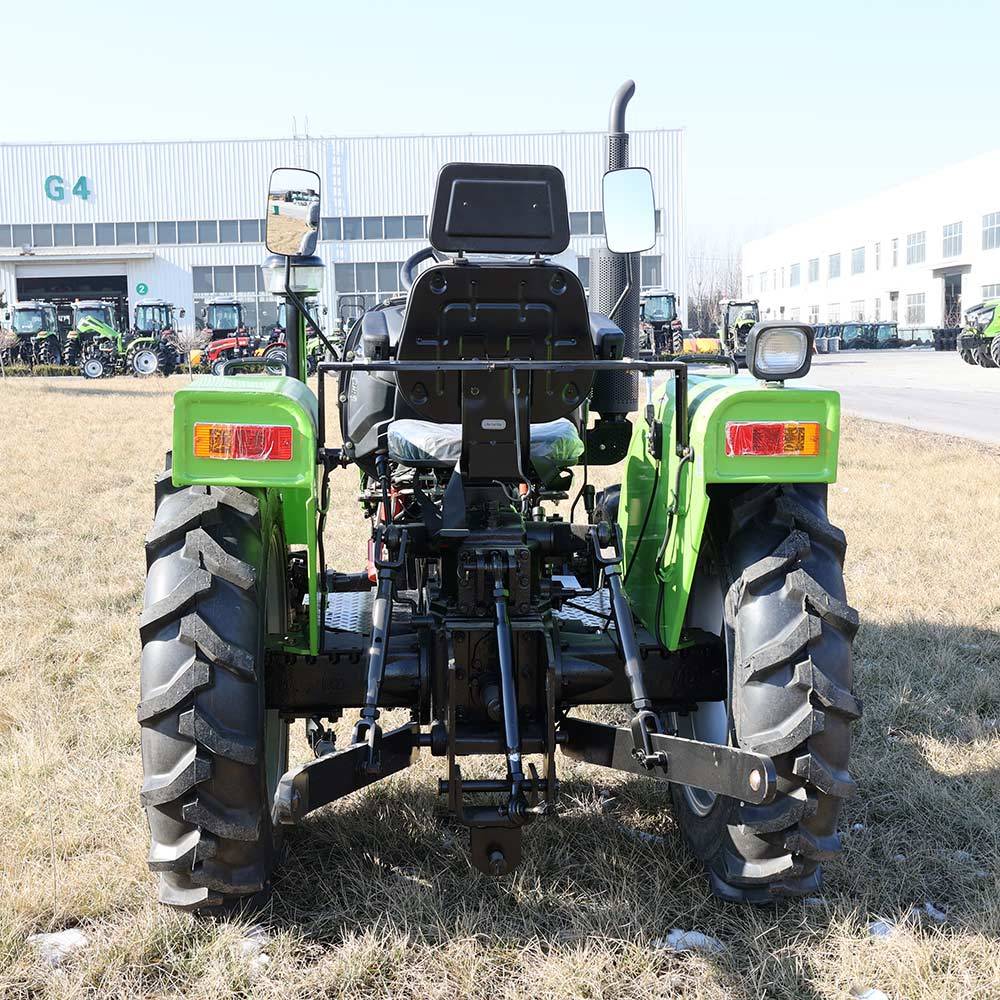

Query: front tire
[990,336,1000,368]
[975,344,997,368]
[671,484,860,902]
[139,468,289,910]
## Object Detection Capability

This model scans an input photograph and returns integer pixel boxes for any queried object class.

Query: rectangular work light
[193,422,293,461]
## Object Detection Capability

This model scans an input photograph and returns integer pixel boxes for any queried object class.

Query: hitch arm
[560,717,776,805]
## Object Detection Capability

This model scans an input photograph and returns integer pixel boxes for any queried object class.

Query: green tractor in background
[958,299,1000,367]
[718,298,761,366]
[139,83,858,913]
[130,299,184,376]
[70,300,123,377]
[639,289,683,357]
[2,301,62,366]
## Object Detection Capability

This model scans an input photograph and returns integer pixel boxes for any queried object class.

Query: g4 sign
[44,175,92,202]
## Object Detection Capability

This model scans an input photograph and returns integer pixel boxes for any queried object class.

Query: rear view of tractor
[201,298,256,374]
[130,300,185,376]
[639,289,683,357]
[958,299,1000,367]
[138,82,859,914]
[719,299,761,365]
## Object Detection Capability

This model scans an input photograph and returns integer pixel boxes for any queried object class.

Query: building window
[198,221,219,244]
[942,222,962,258]
[590,211,605,235]
[851,300,864,320]
[569,212,589,236]
[363,217,383,240]
[95,223,115,245]
[136,222,154,244]
[906,231,925,265]
[334,263,355,292]
[31,224,53,247]
[905,293,925,324]
[116,223,136,246]
[983,212,1000,250]
[321,218,341,241]
[808,258,819,282]
[789,263,800,287]
[377,261,401,293]
[156,222,177,244]
[983,283,1000,298]
[0,225,10,247]
[578,258,590,289]
[809,305,819,323]
[192,266,213,294]
[874,297,881,321]
[746,274,754,295]
[874,242,881,270]
[759,271,767,292]
[641,255,662,288]
[892,238,898,266]
[384,216,404,239]
[343,217,362,240]
[239,219,260,243]
[828,303,840,322]
[235,265,258,293]
[53,223,73,247]
[828,253,841,279]
[780,266,785,288]
[851,247,865,274]
[219,220,239,243]
[177,221,197,244]
[73,223,94,246]
[790,307,800,321]
[213,266,235,294]
[404,216,425,239]
[356,263,376,293]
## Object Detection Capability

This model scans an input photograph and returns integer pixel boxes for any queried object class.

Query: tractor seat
[388,418,584,485]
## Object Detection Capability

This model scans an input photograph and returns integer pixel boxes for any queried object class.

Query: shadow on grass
[247,616,999,996]
[39,382,176,399]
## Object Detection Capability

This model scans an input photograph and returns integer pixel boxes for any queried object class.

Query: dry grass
[0,376,998,999]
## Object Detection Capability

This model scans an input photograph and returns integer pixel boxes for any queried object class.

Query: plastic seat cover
[388,418,584,483]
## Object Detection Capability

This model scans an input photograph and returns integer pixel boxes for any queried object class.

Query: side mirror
[266,167,321,257]
[179,308,186,319]
[602,167,655,254]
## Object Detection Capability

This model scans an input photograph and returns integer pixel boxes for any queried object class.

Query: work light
[746,322,814,380]
[261,253,325,296]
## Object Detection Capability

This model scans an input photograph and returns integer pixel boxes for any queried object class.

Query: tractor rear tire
[670,483,860,902]
[668,328,684,356]
[975,345,997,368]
[959,348,977,366]
[139,465,289,911]
[990,337,1000,368]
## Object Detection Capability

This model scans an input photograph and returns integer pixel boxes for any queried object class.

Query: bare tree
[687,245,742,334]
[168,326,212,379]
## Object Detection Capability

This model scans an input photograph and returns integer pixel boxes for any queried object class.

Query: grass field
[1,375,999,999]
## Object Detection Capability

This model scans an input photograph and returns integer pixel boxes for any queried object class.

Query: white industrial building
[0,129,684,337]
[742,150,1000,331]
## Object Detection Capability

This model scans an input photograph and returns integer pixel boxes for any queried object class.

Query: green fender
[619,372,841,650]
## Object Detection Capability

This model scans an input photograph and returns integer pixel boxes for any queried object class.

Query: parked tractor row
[958,299,1000,367]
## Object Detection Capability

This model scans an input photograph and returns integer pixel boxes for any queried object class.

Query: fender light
[725,421,820,457]
[193,422,293,461]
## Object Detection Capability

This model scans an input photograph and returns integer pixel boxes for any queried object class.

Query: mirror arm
[607,253,632,326]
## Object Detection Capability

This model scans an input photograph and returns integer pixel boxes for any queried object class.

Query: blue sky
[6,0,995,251]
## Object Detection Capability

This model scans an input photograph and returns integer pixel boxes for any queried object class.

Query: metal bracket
[559,717,776,805]
[274,721,419,825]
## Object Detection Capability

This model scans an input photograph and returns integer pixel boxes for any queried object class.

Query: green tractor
[130,300,185,376]
[70,300,123,378]
[718,299,761,366]
[2,301,62,366]
[139,85,859,912]
[639,289,683,357]
[958,300,1000,367]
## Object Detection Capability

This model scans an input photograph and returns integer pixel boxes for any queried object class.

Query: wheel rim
[674,700,729,816]
[133,349,159,375]
[265,351,286,376]
[83,358,104,378]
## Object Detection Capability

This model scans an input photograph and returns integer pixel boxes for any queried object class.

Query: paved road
[800,348,1000,444]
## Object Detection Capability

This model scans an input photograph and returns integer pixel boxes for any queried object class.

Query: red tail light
[725,421,820,457]
[193,422,293,461]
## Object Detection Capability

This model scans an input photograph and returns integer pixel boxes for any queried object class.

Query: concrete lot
[802,348,1000,444]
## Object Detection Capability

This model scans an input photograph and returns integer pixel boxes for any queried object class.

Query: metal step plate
[553,589,612,630]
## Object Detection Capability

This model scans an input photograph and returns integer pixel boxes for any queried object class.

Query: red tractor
[201,298,256,374]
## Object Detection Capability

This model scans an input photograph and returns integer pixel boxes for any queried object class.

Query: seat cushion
[388,417,584,483]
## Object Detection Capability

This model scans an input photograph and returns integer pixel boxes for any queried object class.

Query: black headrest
[429,162,570,255]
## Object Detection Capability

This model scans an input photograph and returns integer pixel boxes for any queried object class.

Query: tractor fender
[619,373,840,650]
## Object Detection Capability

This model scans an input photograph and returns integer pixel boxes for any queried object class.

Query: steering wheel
[400,246,449,292]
